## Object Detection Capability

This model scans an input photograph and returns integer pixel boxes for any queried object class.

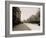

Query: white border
[10,4,43,34]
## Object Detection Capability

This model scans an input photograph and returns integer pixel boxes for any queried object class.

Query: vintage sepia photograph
[9,4,43,35]
[12,7,40,31]
[5,1,44,37]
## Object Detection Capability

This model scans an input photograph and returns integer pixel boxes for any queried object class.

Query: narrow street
[24,23,40,30]
[13,23,40,31]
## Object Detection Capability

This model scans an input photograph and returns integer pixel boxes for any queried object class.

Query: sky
[19,7,40,21]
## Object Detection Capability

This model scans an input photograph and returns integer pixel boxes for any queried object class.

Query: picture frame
[5,1,45,37]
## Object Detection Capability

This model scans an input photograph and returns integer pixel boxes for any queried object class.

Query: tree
[25,11,40,25]
[13,7,21,27]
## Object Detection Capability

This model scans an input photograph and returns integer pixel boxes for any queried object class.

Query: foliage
[13,7,21,27]
[23,11,40,25]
